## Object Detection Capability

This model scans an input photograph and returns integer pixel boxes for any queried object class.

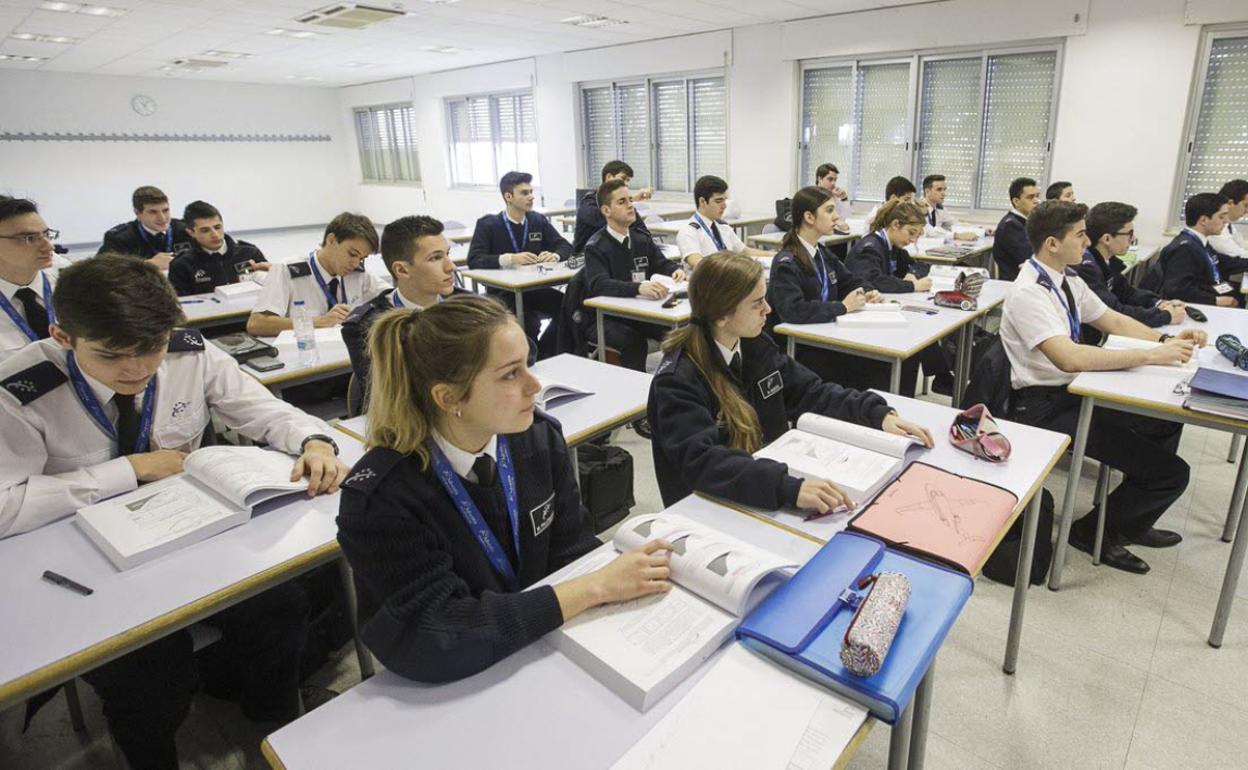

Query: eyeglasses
[0,229,59,246]
[1114,230,1138,246]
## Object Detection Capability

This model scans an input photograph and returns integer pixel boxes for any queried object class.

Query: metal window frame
[1169,24,1248,227]
[353,102,421,186]
[444,89,535,190]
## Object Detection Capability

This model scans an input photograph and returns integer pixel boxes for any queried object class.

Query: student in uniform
[1148,192,1247,307]
[582,178,685,372]
[97,185,193,270]
[846,199,933,294]
[1208,178,1248,259]
[918,174,977,240]
[647,252,932,510]
[675,175,771,269]
[992,177,1041,280]
[1046,181,1076,202]
[0,197,59,361]
[336,294,674,682]
[1073,201,1183,345]
[1001,201,1206,574]
[247,212,385,336]
[572,160,653,254]
[774,162,852,233]
[0,254,349,769]
[167,200,269,297]
[467,171,571,359]
[864,176,919,226]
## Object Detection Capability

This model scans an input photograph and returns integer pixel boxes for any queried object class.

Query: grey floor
[4,356,1248,768]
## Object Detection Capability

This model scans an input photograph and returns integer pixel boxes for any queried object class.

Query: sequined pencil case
[839,571,911,677]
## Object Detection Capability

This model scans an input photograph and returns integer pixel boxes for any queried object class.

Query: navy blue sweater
[467,211,571,270]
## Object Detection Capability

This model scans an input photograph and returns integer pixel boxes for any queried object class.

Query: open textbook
[649,273,688,295]
[836,301,906,327]
[755,413,923,507]
[76,446,308,570]
[533,375,592,410]
[1102,334,1213,372]
[543,512,797,711]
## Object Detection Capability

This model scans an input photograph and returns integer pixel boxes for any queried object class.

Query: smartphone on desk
[662,291,687,309]
[245,356,285,372]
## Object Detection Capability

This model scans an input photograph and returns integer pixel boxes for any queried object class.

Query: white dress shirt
[0,269,57,363]
[253,250,385,319]
[431,429,498,483]
[1001,259,1108,389]
[676,216,746,259]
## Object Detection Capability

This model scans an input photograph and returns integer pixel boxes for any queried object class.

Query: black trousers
[493,287,564,360]
[589,317,669,371]
[81,582,309,770]
[1009,387,1189,539]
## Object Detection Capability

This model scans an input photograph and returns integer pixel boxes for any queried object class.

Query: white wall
[0,71,350,245]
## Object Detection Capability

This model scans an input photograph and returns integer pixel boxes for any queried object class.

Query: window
[354,103,420,184]
[446,91,538,188]
[1174,27,1248,223]
[580,73,727,193]
[799,45,1061,208]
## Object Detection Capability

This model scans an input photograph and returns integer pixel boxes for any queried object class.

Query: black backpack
[576,442,635,533]
[980,487,1055,587]
[773,198,793,232]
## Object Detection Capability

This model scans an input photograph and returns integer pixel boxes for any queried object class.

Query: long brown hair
[661,252,765,452]
[869,199,925,233]
[365,294,515,466]
[780,185,834,276]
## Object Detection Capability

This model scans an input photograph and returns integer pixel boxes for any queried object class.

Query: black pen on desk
[210,297,221,303]
[43,570,93,596]
[180,299,205,304]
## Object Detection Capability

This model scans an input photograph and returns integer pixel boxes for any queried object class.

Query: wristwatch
[1158,334,1173,343]
[301,433,340,455]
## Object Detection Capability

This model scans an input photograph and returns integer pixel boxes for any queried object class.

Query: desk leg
[1230,434,1242,464]
[337,558,375,680]
[908,662,935,770]
[889,359,902,394]
[514,289,525,329]
[1093,465,1110,567]
[1004,491,1042,674]
[887,702,914,770]
[1211,438,1248,647]
[1224,437,1248,543]
[952,323,971,407]
[1050,396,1094,591]
[596,310,607,363]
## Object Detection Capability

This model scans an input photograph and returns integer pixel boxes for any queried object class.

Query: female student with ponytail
[647,252,933,512]
[845,199,934,293]
[336,294,673,682]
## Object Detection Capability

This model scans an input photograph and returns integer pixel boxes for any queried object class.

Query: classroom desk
[648,213,776,240]
[773,279,1011,405]
[333,354,652,466]
[747,221,869,250]
[1054,304,1248,648]
[458,265,580,328]
[912,236,994,267]
[260,494,874,770]
[582,295,691,363]
[0,437,369,715]
[177,292,257,329]
[241,335,353,397]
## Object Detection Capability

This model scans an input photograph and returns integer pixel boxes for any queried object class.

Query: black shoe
[1123,528,1183,549]
[931,373,954,397]
[1068,527,1150,574]
[632,418,652,439]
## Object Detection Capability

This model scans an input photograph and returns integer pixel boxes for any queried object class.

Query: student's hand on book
[1217,296,1238,307]
[910,276,933,292]
[1177,328,1207,347]
[865,290,884,303]
[882,413,935,448]
[843,288,868,313]
[536,251,561,263]
[593,539,674,604]
[1147,337,1195,366]
[148,252,174,271]
[314,305,352,327]
[291,441,349,496]
[796,480,853,515]
[638,281,669,300]
[127,449,188,482]
[249,259,271,272]
[671,269,687,283]
[513,251,541,266]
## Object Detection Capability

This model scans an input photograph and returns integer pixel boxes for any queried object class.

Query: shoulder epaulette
[167,328,206,353]
[1,361,67,405]
[689,221,703,231]
[344,296,383,325]
[342,447,406,494]
[653,349,684,377]
[287,262,312,279]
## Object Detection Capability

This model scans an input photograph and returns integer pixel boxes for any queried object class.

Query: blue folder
[1191,366,1248,401]
[736,531,973,723]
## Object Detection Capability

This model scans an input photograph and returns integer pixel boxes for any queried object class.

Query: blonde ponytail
[869,199,925,233]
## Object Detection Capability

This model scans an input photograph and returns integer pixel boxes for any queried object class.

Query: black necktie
[13,288,49,339]
[622,236,631,253]
[473,454,496,487]
[1059,278,1081,343]
[327,277,341,306]
[710,222,726,251]
[114,393,140,455]
[729,351,743,382]
[929,210,936,227]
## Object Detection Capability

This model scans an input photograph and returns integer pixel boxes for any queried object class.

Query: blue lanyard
[134,221,172,254]
[430,435,521,589]
[812,246,831,302]
[1182,231,1221,282]
[308,252,345,309]
[66,352,157,455]
[874,230,896,274]
[0,273,54,341]
[693,212,726,251]
[1029,259,1080,342]
[502,213,530,254]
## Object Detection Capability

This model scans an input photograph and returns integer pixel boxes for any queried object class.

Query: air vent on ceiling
[168,58,231,70]
[296,4,405,29]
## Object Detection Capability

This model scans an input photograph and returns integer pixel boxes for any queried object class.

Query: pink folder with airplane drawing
[848,462,1018,575]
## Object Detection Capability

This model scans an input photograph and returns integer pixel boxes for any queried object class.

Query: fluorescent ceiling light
[0,54,49,62]
[560,14,628,28]
[202,50,252,59]
[267,28,324,39]
[39,2,127,16]
[10,32,80,44]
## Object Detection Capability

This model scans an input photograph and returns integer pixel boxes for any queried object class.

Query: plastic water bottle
[293,300,318,366]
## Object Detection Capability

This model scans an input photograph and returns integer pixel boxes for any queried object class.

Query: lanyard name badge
[693,212,725,251]
[66,352,157,456]
[308,252,346,309]
[502,212,530,255]
[135,221,172,254]
[1029,259,1080,342]
[875,230,896,274]
[0,273,54,341]
[431,436,522,589]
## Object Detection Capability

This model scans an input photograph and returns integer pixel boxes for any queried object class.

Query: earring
[454,409,462,418]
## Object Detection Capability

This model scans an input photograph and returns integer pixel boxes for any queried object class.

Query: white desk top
[178,292,256,327]
[459,265,580,290]
[648,213,775,237]
[775,279,1011,359]
[633,202,697,221]
[584,294,692,325]
[262,494,844,770]
[912,236,994,264]
[244,334,352,389]
[335,354,652,447]
[748,222,868,249]
[0,436,366,711]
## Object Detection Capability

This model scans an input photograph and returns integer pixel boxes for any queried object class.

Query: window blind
[354,104,419,184]
[691,77,727,183]
[446,91,537,187]
[976,51,1057,208]
[616,83,651,189]
[800,66,854,188]
[916,57,981,208]
[853,62,911,201]
[1183,35,1248,211]
[653,79,689,192]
